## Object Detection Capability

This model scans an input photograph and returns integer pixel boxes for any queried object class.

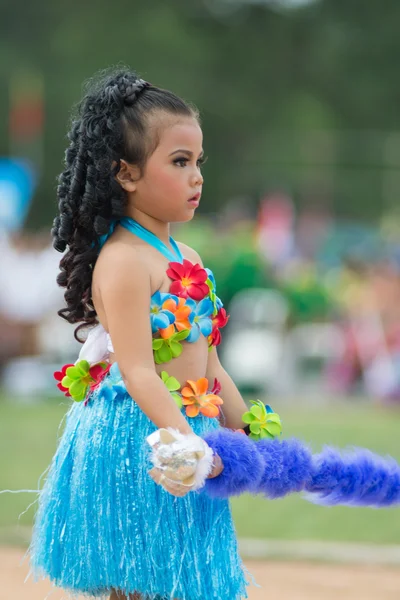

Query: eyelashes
[173,156,208,167]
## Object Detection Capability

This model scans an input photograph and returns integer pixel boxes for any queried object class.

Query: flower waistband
[53,362,282,438]
[53,361,223,419]
[160,371,223,418]
[54,360,111,402]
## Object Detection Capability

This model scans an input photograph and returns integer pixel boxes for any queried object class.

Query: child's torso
[92,220,224,383]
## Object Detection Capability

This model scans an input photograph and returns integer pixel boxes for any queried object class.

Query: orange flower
[159,324,175,339]
[162,297,192,331]
[181,377,223,418]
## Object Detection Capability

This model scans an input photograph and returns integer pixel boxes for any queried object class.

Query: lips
[189,192,201,202]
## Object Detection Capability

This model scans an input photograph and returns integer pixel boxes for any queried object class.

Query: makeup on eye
[169,149,207,167]
[172,156,208,169]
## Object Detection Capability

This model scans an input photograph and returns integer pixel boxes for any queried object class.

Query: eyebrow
[169,149,204,158]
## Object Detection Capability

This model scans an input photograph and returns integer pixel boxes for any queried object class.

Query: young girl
[29,68,252,599]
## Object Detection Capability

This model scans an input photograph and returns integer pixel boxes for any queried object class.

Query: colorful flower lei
[166,260,210,301]
[160,370,182,408]
[163,259,229,353]
[161,371,223,418]
[185,297,214,342]
[54,360,111,402]
[205,268,221,317]
[150,291,177,332]
[208,306,230,347]
[151,259,229,364]
[241,400,282,440]
[181,377,223,418]
[152,329,190,364]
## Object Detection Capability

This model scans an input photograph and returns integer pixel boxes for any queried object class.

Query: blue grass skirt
[29,364,249,599]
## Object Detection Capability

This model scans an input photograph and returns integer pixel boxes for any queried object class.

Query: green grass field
[1,396,400,546]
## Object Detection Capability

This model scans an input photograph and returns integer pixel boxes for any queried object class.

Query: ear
[115,159,140,192]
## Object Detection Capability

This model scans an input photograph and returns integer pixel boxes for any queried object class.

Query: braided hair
[52,67,198,341]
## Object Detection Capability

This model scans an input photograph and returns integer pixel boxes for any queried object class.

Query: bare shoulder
[176,241,204,266]
[94,240,150,284]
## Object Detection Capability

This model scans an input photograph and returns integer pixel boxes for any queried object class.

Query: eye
[173,155,208,168]
[173,157,188,167]
[197,155,208,167]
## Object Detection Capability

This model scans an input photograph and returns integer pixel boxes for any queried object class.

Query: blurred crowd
[3,192,400,402]
[0,230,81,398]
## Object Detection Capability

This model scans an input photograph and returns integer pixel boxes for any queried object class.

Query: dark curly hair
[52,67,199,341]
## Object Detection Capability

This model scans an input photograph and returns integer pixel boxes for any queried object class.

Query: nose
[191,169,203,186]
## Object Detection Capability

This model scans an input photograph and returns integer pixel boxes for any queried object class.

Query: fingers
[149,467,194,497]
[207,453,224,479]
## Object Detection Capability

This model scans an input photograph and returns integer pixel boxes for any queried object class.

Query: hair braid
[53,67,198,341]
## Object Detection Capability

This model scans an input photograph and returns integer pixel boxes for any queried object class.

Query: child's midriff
[108,334,210,384]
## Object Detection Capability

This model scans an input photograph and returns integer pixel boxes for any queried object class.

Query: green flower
[242,400,282,441]
[206,277,218,316]
[152,329,190,364]
[61,360,92,402]
[160,371,182,408]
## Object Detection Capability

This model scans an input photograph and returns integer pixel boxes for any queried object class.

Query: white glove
[147,428,214,494]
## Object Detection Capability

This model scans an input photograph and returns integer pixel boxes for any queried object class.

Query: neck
[124,207,171,246]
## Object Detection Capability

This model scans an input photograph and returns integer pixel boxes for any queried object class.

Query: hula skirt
[29,364,250,599]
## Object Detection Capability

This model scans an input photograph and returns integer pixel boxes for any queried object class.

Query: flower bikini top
[76,218,230,368]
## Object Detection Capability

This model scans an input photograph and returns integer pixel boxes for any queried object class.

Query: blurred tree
[1,0,400,227]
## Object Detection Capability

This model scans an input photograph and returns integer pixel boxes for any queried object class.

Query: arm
[206,346,248,430]
[98,244,192,435]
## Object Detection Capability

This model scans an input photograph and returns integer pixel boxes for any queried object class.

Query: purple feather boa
[305,446,400,507]
[255,437,312,498]
[202,429,400,508]
[202,429,265,497]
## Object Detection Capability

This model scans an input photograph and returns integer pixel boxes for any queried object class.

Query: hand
[147,428,214,490]
[207,453,224,479]
[148,467,195,497]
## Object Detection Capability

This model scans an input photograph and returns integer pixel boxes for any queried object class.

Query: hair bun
[122,79,149,106]
[100,75,150,112]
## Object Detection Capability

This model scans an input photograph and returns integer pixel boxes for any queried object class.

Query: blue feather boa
[202,429,400,508]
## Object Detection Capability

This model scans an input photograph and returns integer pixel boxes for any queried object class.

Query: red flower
[89,363,112,391]
[54,362,111,398]
[208,308,230,347]
[213,307,229,329]
[208,327,220,347]
[210,377,222,395]
[54,364,74,397]
[166,259,209,300]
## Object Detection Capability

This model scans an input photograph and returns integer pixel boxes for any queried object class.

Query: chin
[173,210,196,223]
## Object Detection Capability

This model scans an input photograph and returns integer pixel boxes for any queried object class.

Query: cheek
[150,167,184,194]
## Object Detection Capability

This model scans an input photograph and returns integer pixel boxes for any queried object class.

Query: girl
[29,68,252,599]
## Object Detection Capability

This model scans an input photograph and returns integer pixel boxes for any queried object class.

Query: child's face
[131,116,204,223]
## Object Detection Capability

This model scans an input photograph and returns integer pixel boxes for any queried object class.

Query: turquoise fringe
[29,364,249,599]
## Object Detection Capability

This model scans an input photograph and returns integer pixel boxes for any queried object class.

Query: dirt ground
[2,546,400,600]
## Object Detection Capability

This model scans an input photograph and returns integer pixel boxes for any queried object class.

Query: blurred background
[2,0,400,597]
